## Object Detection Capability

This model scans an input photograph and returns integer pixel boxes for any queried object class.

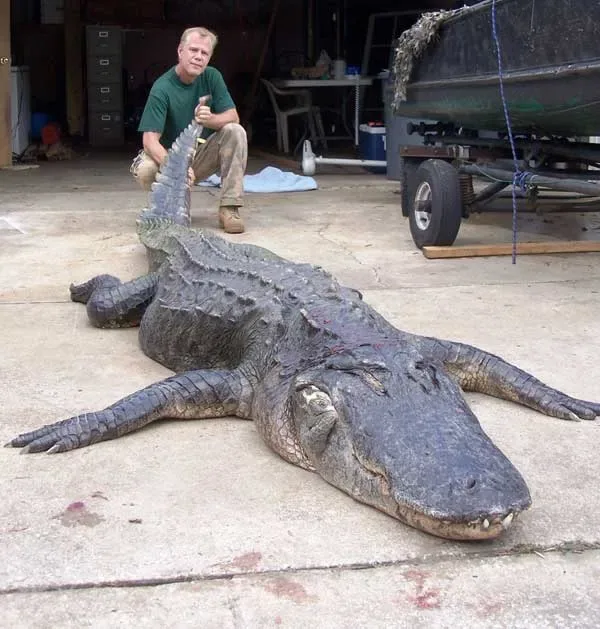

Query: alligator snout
[292,358,532,541]
[388,467,531,540]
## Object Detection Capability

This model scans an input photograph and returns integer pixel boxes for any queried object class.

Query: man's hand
[193,95,239,131]
[194,95,213,127]
[194,104,214,127]
[188,167,195,186]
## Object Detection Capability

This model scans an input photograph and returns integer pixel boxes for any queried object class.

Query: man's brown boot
[218,206,245,234]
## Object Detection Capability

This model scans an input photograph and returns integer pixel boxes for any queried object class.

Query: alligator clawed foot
[5,436,73,455]
[6,429,70,454]
[70,274,122,304]
[5,411,106,454]
[544,396,600,421]
[16,442,64,455]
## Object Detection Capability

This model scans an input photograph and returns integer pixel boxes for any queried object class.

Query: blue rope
[491,0,523,264]
[514,170,534,192]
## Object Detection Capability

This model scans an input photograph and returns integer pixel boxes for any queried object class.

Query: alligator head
[290,344,532,541]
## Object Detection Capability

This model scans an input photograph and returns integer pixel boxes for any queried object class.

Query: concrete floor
[1,151,599,628]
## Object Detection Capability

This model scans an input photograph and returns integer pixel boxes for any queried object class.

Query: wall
[11,25,64,120]
[121,0,305,122]
[84,0,165,23]
[7,0,306,146]
[1,0,10,165]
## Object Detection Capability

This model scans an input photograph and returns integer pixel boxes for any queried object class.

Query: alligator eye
[310,394,334,414]
[293,385,332,416]
[299,385,333,412]
[296,386,337,457]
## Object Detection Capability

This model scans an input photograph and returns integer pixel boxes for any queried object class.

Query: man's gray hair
[180,27,218,50]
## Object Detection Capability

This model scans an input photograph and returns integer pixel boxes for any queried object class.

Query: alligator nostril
[466,478,477,490]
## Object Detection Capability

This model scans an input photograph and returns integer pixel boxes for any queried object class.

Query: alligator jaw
[356,454,529,541]
[394,503,522,541]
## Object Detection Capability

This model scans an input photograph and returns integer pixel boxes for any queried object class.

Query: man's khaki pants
[131,122,247,208]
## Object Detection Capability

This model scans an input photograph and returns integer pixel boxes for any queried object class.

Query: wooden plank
[64,0,84,137]
[423,241,600,259]
[0,0,11,166]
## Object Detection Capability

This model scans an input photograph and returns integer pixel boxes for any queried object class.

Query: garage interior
[1,3,600,622]
[2,0,458,166]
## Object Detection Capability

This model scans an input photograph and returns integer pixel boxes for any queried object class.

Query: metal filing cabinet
[86,26,124,146]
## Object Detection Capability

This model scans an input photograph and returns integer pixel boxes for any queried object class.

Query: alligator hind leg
[6,368,253,453]
[70,272,159,329]
[418,337,600,421]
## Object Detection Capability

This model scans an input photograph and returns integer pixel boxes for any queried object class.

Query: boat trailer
[397,126,600,249]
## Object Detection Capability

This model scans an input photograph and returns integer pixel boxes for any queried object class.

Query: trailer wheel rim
[414,182,433,231]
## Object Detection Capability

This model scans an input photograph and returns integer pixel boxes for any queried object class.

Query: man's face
[177,33,213,78]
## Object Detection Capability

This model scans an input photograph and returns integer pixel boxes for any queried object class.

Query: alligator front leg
[6,369,252,453]
[70,272,159,328]
[418,337,600,421]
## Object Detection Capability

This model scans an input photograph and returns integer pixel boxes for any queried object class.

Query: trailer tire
[400,157,422,217]
[408,159,462,248]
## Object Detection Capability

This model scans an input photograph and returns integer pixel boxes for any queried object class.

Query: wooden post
[0,0,11,166]
[64,0,84,136]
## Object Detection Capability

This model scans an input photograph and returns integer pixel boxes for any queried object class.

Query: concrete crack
[2,540,598,597]
[317,223,382,287]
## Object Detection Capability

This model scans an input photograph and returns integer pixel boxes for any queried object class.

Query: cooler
[359,124,386,173]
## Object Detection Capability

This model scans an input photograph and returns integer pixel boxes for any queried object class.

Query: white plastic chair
[260,78,326,154]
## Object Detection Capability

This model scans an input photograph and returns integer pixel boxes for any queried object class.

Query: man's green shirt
[137,66,236,149]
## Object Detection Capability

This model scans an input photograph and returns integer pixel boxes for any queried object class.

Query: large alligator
[6,120,599,541]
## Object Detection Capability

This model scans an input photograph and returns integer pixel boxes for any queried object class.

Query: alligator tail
[138,118,204,228]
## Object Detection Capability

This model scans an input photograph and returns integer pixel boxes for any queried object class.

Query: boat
[391,0,600,137]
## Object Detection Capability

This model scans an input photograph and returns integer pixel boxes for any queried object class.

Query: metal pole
[460,164,600,197]
[302,140,385,175]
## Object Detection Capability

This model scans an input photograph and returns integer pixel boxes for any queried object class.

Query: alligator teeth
[502,512,514,529]
[482,518,490,530]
